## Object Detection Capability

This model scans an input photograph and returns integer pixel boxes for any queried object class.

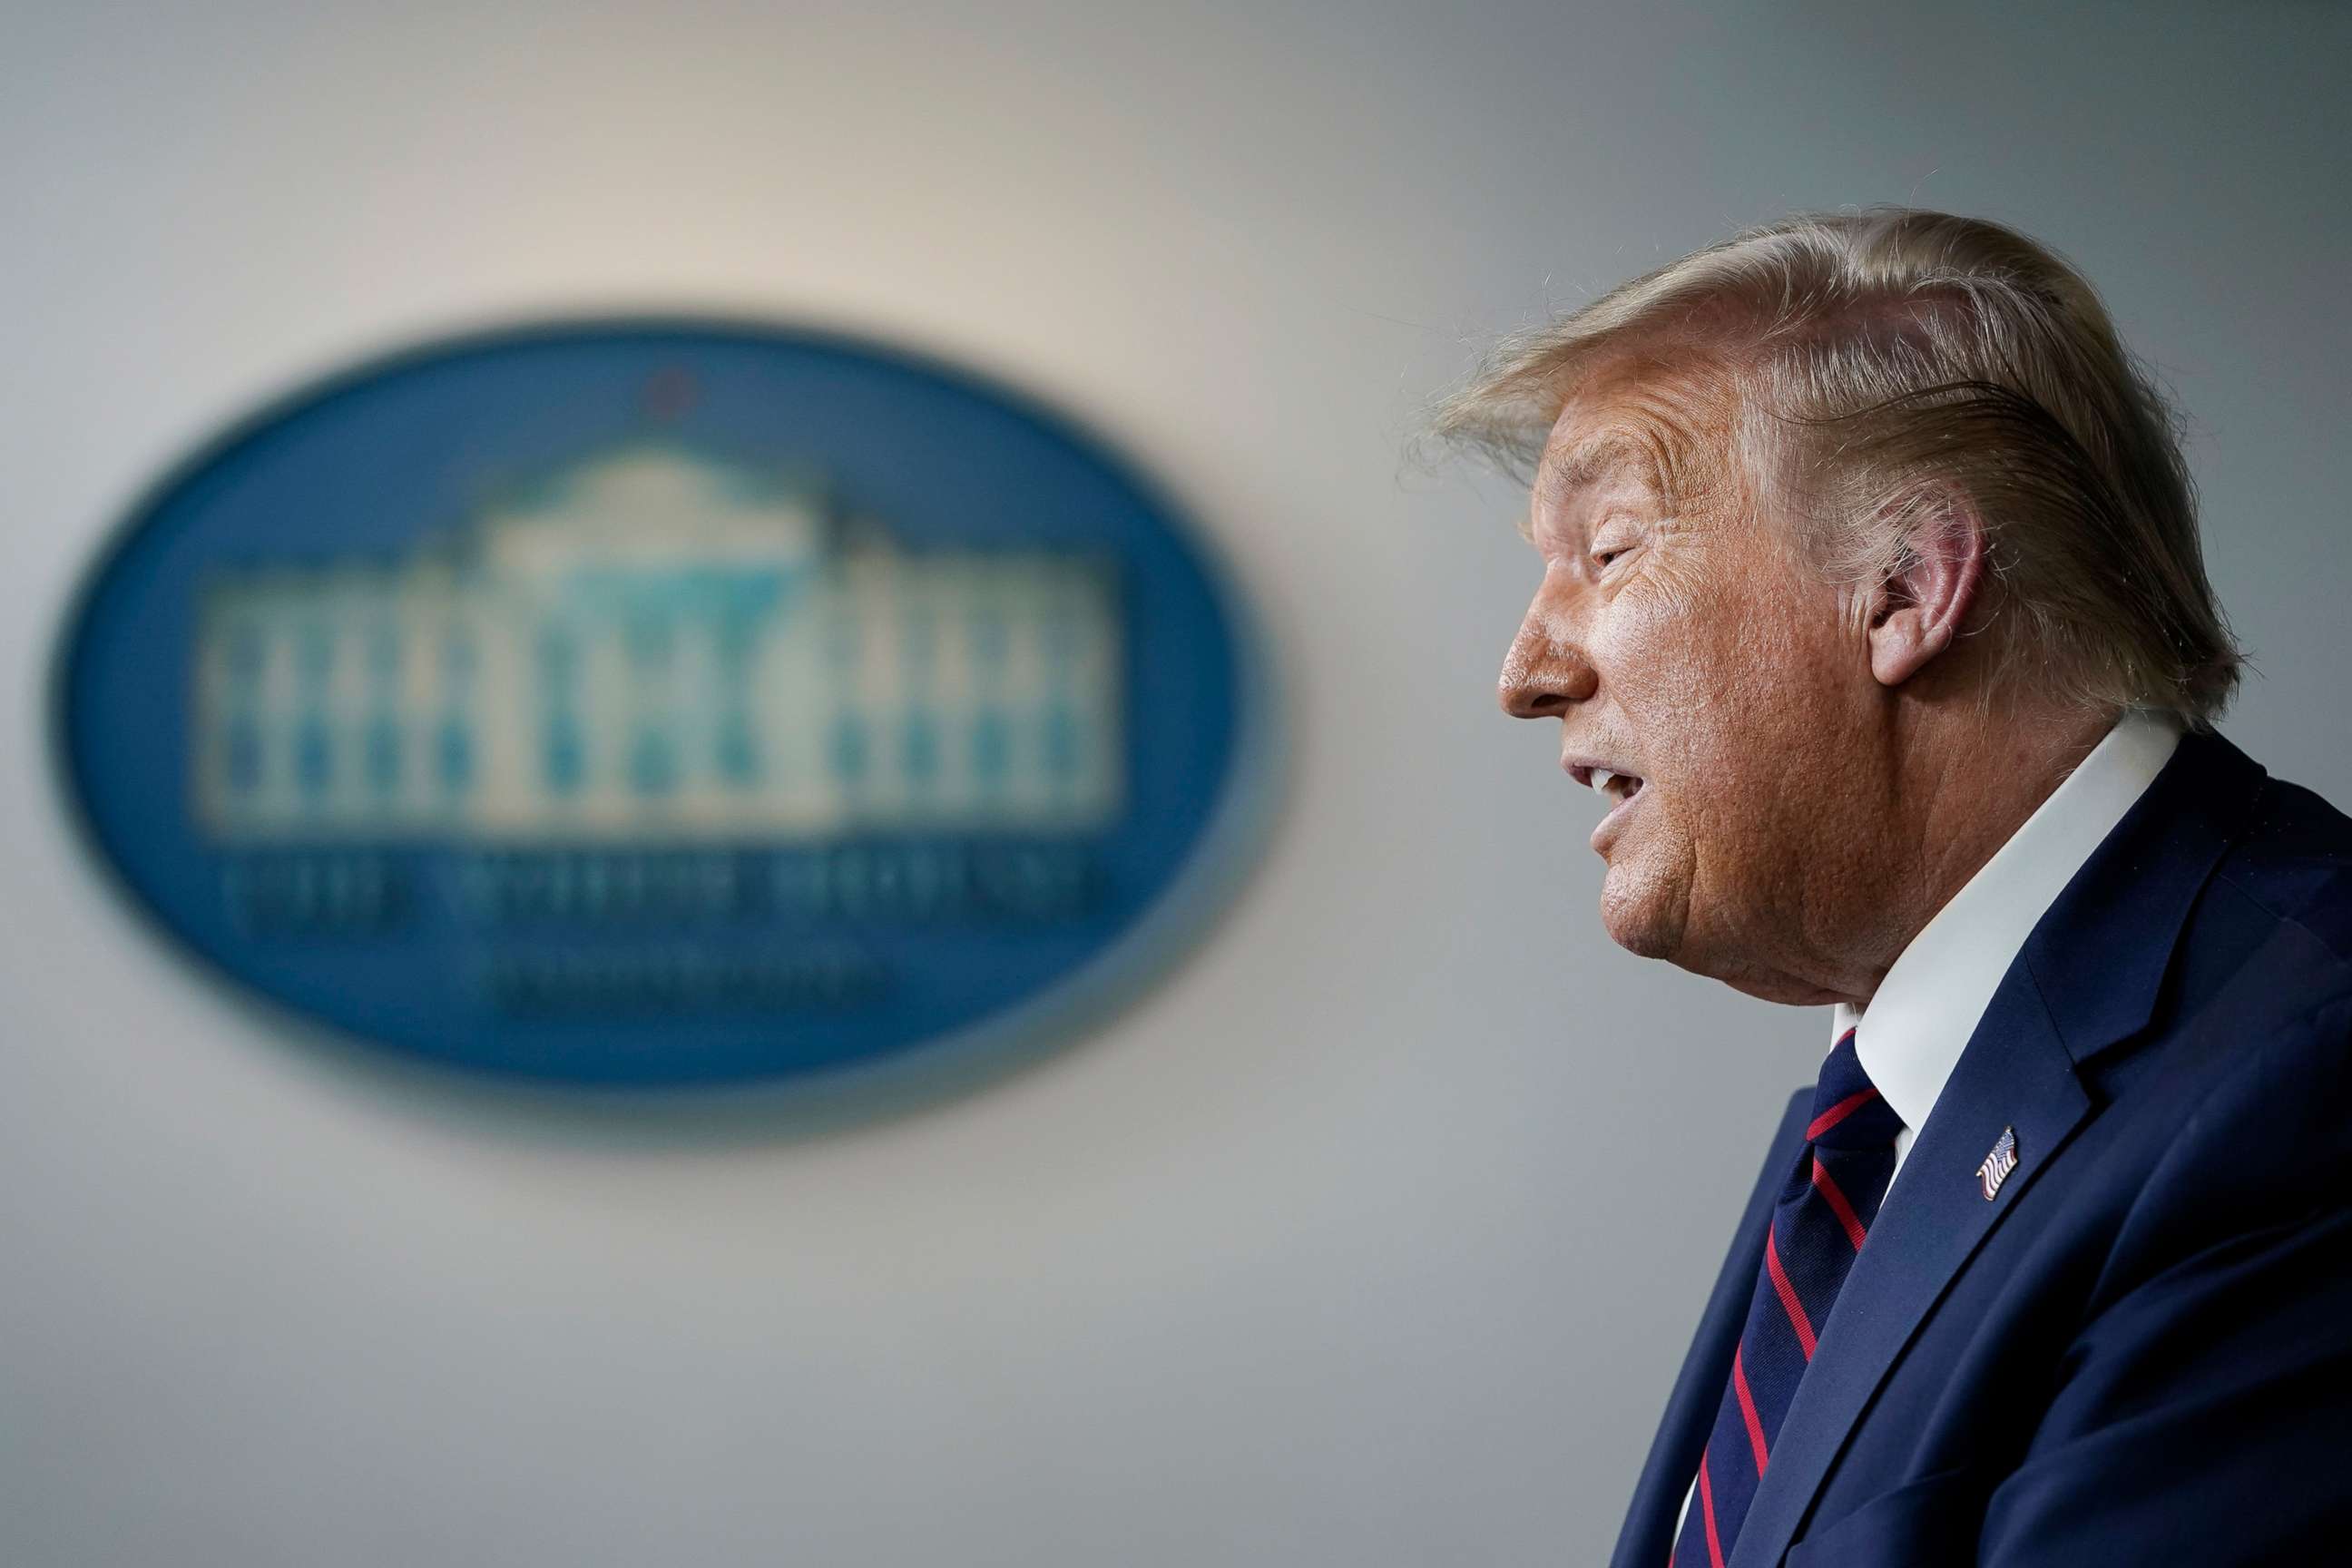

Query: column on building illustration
[826,539,1121,833]
[191,444,1123,846]
[197,564,487,838]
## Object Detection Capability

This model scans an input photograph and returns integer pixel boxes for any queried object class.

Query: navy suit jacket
[1610,730,2352,1567]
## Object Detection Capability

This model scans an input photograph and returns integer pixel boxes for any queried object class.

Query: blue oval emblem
[55,321,1269,1091]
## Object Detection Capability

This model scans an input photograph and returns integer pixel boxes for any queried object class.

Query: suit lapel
[1611,1090,1812,1568]
[1723,730,2261,1567]
[1724,975,2090,1566]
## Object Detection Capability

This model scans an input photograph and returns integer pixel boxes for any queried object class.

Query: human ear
[1865,485,1986,688]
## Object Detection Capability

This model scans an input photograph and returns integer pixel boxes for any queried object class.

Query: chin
[1597,862,1688,962]
[1598,859,1831,1005]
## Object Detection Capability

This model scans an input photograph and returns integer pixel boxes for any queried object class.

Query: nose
[1497,612,1598,719]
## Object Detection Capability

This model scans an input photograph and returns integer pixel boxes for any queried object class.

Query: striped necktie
[1670,1029,1905,1567]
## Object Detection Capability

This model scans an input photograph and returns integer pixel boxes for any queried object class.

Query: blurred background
[5,2,2347,1563]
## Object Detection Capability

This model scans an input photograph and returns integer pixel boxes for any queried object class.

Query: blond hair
[1434,208,2242,726]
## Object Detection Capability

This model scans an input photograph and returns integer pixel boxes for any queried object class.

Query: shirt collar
[1831,710,2182,1138]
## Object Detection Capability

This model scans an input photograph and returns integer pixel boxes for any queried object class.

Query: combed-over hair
[1433,207,2242,726]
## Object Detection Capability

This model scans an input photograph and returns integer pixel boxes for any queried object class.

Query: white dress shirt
[1670,710,2180,1543]
[1836,709,2180,1189]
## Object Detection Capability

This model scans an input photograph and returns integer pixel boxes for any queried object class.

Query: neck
[1830,700,2114,1011]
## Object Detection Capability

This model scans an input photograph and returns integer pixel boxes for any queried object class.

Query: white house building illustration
[191,443,1123,841]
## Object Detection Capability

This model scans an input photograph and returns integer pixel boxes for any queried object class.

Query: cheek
[1599,564,1750,751]
[1605,556,1848,801]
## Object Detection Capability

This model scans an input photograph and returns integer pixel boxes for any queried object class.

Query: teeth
[1588,768,1645,804]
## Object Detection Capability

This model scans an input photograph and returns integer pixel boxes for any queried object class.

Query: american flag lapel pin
[1977,1126,2020,1201]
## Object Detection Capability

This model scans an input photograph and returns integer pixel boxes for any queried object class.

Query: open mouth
[1569,763,1647,808]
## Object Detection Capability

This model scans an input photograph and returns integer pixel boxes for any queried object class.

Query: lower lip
[1591,785,1645,851]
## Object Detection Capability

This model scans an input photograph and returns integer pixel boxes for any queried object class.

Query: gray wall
[4,2,2347,1563]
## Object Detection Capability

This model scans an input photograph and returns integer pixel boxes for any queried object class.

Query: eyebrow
[1532,433,1666,506]
[1519,431,1677,544]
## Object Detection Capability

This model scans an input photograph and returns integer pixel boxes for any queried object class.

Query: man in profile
[1437,209,2350,1564]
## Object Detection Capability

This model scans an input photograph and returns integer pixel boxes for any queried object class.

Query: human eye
[1589,520,1643,571]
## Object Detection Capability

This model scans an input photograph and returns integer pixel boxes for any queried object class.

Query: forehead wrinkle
[1533,431,1662,513]
[1534,352,1740,518]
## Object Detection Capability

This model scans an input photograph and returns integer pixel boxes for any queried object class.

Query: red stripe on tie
[1765,1223,1818,1358]
[1697,1446,1727,1568]
[1730,1344,1769,1474]
[1807,1085,1880,1141]
[1811,1156,1870,1251]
